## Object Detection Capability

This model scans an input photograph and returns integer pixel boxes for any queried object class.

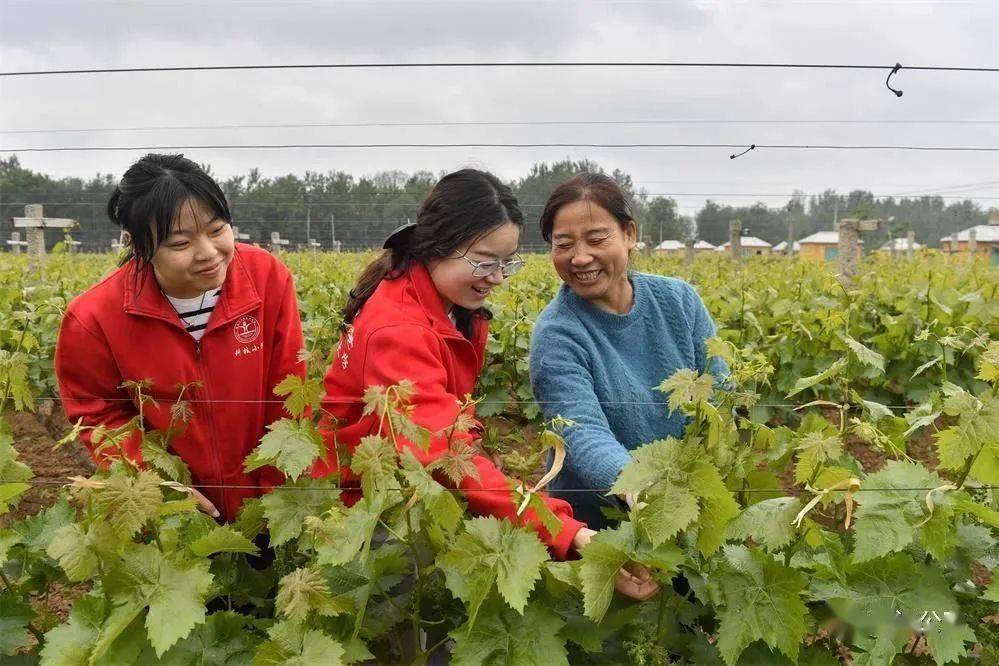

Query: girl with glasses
[313,169,657,598]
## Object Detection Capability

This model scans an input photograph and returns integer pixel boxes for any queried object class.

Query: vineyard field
[0,250,997,665]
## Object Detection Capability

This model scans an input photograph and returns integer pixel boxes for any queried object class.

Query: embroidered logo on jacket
[234,316,260,344]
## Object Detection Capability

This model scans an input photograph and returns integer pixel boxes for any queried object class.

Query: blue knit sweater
[529,272,727,528]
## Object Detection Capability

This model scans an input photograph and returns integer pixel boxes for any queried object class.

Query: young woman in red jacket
[314,169,657,598]
[55,154,305,521]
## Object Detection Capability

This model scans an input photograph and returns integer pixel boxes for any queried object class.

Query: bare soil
[2,402,94,525]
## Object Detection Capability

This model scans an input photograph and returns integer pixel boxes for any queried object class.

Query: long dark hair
[538,172,634,242]
[108,153,231,266]
[343,169,523,338]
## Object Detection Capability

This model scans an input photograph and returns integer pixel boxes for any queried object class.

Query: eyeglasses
[451,250,525,278]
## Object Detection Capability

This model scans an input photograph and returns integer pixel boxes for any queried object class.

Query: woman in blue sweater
[529,173,728,528]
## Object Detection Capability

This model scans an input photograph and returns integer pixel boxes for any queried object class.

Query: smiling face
[550,199,637,313]
[427,221,521,312]
[149,197,235,298]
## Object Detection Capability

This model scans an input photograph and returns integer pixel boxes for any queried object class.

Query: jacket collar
[122,248,263,333]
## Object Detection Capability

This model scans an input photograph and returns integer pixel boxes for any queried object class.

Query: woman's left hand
[571,527,660,601]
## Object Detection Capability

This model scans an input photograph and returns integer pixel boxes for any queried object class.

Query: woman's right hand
[571,527,660,601]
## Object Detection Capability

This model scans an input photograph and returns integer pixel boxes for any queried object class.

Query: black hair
[107,153,231,265]
[539,172,634,242]
[343,169,523,338]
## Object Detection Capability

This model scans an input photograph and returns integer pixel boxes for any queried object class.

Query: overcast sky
[2,0,998,218]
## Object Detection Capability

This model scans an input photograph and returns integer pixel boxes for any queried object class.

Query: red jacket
[55,244,305,520]
[313,263,584,559]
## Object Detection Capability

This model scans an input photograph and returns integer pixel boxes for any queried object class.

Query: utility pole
[838,218,859,283]
[306,205,311,249]
[729,219,742,261]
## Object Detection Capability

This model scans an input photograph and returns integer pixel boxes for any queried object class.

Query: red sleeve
[362,326,584,560]
[54,310,142,466]
[259,271,307,488]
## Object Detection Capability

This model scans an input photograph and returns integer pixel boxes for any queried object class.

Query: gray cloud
[2,0,998,217]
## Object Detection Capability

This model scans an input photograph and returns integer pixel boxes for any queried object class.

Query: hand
[571,528,660,601]
[614,562,659,601]
[186,487,220,518]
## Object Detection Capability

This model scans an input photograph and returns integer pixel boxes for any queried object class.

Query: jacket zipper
[193,337,229,514]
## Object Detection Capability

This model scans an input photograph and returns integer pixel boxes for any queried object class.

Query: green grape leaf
[253,621,344,666]
[159,611,259,666]
[852,461,949,562]
[715,545,808,665]
[610,437,691,496]
[276,568,352,622]
[842,335,885,373]
[425,440,481,486]
[47,521,118,582]
[610,438,737,555]
[449,598,568,666]
[143,555,215,657]
[810,552,957,633]
[925,622,976,666]
[725,497,803,551]
[244,418,323,482]
[794,432,843,485]
[976,340,999,383]
[983,577,999,602]
[261,479,339,546]
[933,394,999,484]
[0,589,32,655]
[689,460,741,556]
[912,356,942,379]
[273,374,323,418]
[235,497,267,540]
[655,368,715,413]
[578,524,632,623]
[94,470,164,539]
[313,496,383,567]
[15,495,75,552]
[637,484,699,546]
[400,449,463,533]
[189,525,260,557]
[140,431,192,485]
[39,595,105,665]
[437,516,549,628]
[786,358,848,398]
[349,435,399,497]
[0,424,32,515]
[0,529,21,567]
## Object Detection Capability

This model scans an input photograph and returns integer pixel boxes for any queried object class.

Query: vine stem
[954,447,983,489]
[0,569,46,644]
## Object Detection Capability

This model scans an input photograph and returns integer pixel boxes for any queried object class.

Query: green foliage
[712,546,808,665]
[438,516,550,627]
[244,418,324,481]
[0,252,996,664]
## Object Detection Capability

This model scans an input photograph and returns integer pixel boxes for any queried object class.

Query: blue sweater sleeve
[683,282,730,383]
[529,325,631,491]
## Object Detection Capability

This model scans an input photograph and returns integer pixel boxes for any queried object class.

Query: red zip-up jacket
[312,263,584,559]
[55,243,305,520]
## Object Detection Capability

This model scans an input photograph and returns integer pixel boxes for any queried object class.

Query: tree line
[0,155,988,251]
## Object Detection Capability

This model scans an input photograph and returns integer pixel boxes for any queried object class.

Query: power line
[4,60,999,77]
[3,478,995,495]
[5,142,999,153]
[6,118,999,135]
